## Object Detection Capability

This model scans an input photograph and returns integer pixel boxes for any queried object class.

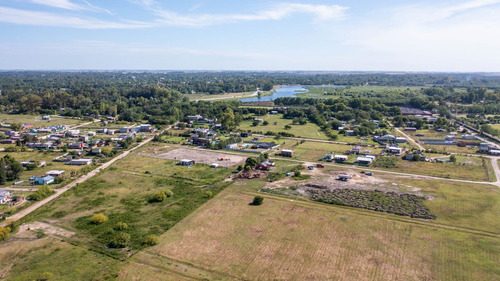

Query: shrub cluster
[28,186,55,201]
[91,213,108,224]
[308,189,435,219]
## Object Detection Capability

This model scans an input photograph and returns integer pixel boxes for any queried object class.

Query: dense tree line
[0,71,498,124]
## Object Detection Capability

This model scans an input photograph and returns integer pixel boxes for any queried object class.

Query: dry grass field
[122,183,500,281]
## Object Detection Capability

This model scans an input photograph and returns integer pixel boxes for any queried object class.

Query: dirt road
[393,127,425,150]
[0,135,154,227]
[489,156,500,187]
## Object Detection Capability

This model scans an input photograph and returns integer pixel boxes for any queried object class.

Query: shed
[46,170,66,178]
[178,159,195,166]
[70,158,93,165]
[281,149,294,157]
[334,155,349,162]
[356,157,373,165]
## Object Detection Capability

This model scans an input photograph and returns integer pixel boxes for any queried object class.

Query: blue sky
[0,0,499,71]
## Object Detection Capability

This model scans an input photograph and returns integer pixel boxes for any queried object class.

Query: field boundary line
[238,189,500,238]
[136,251,247,281]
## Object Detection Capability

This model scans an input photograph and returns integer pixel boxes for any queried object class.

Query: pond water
[241,85,345,102]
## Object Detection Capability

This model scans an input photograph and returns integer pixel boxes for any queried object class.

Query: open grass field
[0,237,121,281]
[376,155,494,182]
[122,181,500,281]
[286,141,382,162]
[0,114,82,127]
[295,85,424,99]
[0,143,237,280]
[264,166,500,234]
[239,113,328,140]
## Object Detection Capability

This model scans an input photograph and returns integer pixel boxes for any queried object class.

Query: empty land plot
[238,113,328,140]
[150,148,246,167]
[376,156,492,182]
[0,114,81,127]
[124,187,500,281]
[0,237,121,281]
[265,168,500,234]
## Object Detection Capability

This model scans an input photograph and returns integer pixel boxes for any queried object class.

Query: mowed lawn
[239,114,328,140]
[123,186,500,281]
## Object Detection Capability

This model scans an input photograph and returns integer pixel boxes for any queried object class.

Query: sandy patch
[16,221,74,239]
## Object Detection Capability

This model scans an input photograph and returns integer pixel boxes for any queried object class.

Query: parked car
[316,163,325,168]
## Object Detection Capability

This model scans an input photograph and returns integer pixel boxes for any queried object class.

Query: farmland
[123,179,500,281]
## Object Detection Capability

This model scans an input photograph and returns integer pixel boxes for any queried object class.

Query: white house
[46,170,66,177]
[387,147,403,154]
[69,158,93,165]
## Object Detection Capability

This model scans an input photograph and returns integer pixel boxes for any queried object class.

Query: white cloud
[342,0,500,71]
[132,1,348,27]
[393,0,500,23]
[30,0,113,15]
[30,0,82,10]
[0,7,150,29]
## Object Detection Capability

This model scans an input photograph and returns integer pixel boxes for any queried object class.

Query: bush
[91,213,108,224]
[252,196,264,206]
[28,186,55,201]
[54,177,64,184]
[203,190,213,198]
[151,191,167,202]
[450,155,457,163]
[114,222,128,231]
[109,232,131,248]
[164,189,174,198]
[26,163,37,171]
[143,234,159,246]
[0,226,11,242]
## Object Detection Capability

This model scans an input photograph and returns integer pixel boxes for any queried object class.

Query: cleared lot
[149,148,246,167]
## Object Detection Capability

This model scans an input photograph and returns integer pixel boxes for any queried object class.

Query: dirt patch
[146,148,246,167]
[265,168,428,198]
[238,170,267,179]
[15,221,74,239]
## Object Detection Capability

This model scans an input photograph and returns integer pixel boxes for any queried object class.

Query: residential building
[356,157,373,165]
[46,170,66,178]
[34,176,55,185]
[69,158,93,165]
[281,149,294,157]
[387,147,403,154]
[334,155,349,162]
